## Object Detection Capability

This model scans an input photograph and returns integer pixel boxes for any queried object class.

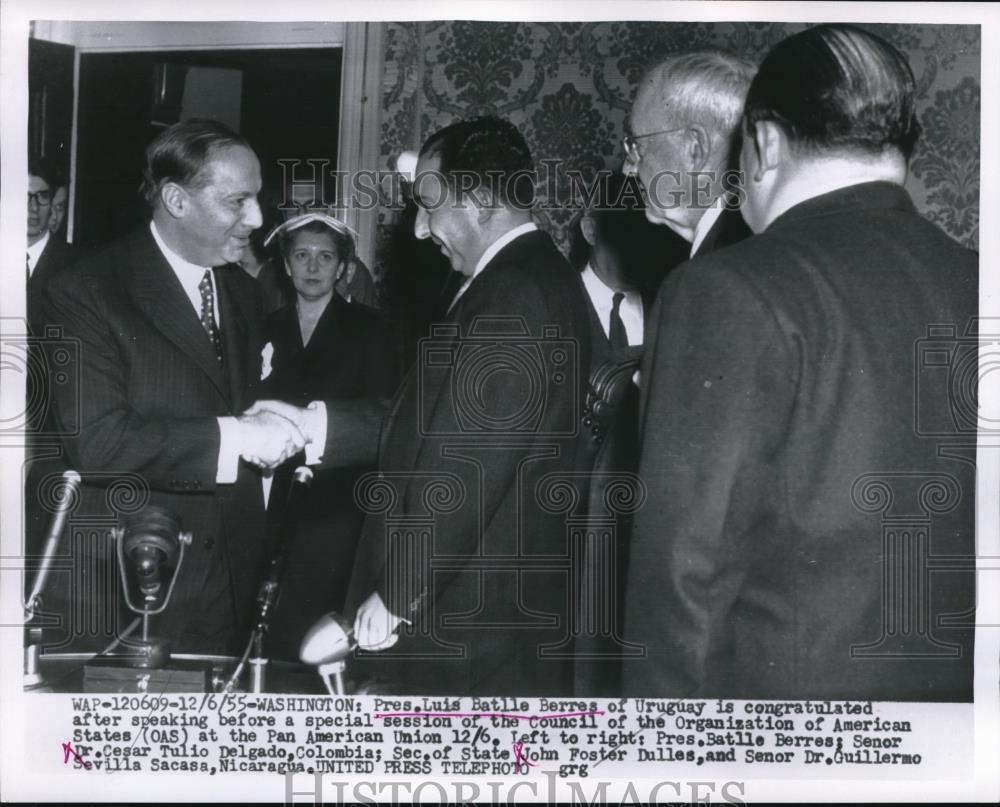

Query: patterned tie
[198,270,223,362]
[608,292,629,351]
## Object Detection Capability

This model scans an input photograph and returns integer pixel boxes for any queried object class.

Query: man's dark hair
[140,118,251,207]
[28,156,65,190]
[743,24,920,160]
[419,115,535,209]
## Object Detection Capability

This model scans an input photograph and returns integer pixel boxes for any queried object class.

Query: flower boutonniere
[261,342,274,381]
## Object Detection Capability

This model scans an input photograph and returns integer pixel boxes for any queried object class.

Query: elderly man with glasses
[623,49,755,257]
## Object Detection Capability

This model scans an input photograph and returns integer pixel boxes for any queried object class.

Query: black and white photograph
[1,0,997,803]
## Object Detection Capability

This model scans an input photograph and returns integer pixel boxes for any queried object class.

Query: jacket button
[204,538,215,550]
[193,480,202,490]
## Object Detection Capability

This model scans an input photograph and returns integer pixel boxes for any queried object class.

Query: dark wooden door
[28,38,75,169]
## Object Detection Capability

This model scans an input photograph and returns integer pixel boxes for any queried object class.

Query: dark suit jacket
[27,236,81,334]
[342,228,592,695]
[42,226,269,654]
[625,182,977,701]
[260,295,400,659]
[25,237,84,556]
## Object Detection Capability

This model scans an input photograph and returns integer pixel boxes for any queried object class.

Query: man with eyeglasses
[26,159,80,333]
[623,50,755,258]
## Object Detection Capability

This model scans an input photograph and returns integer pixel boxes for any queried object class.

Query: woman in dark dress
[260,213,400,661]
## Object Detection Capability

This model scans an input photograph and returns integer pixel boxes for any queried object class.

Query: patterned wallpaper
[374,21,980,278]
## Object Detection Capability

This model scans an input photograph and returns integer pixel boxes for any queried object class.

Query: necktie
[198,270,223,362]
[608,292,629,351]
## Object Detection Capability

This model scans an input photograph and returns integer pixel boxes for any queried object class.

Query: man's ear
[580,214,598,247]
[159,182,188,219]
[472,187,498,224]
[687,124,712,172]
[750,120,784,182]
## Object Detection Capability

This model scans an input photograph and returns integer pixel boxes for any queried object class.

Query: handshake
[236,400,324,470]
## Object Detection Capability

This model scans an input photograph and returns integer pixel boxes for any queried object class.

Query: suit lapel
[125,229,230,403]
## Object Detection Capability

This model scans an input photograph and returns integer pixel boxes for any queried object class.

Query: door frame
[31,20,384,267]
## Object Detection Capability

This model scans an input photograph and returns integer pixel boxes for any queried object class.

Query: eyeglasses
[28,190,53,207]
[622,126,687,164]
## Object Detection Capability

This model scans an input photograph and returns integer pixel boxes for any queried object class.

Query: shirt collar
[762,168,905,232]
[448,222,538,312]
[150,220,212,278]
[580,261,625,307]
[26,231,51,274]
[690,202,725,257]
[471,221,537,279]
[581,260,641,306]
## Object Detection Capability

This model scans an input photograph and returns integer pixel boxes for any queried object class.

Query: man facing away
[624,25,976,701]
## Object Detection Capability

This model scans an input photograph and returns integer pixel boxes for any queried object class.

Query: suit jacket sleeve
[44,270,222,492]
[376,268,567,620]
[318,311,404,469]
[627,259,797,696]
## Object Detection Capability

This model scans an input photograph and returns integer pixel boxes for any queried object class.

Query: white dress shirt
[150,222,241,482]
[26,231,51,276]
[580,262,643,346]
[448,221,537,311]
[149,222,327,494]
[690,203,725,257]
[150,221,220,323]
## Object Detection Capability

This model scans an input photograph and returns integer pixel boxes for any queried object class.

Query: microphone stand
[24,471,81,686]
[223,466,313,694]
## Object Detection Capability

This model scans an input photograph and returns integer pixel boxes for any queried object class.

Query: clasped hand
[237,400,315,470]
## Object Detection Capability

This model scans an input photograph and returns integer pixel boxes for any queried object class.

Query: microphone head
[300,611,354,665]
[117,506,185,614]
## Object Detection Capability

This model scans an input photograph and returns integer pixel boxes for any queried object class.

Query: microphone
[299,611,356,695]
[24,470,81,686]
[222,465,313,694]
[111,505,193,668]
[25,470,81,621]
[255,466,313,631]
[116,506,191,616]
[300,611,356,664]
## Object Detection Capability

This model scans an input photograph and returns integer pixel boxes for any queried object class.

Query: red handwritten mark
[512,742,536,773]
[62,742,91,769]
